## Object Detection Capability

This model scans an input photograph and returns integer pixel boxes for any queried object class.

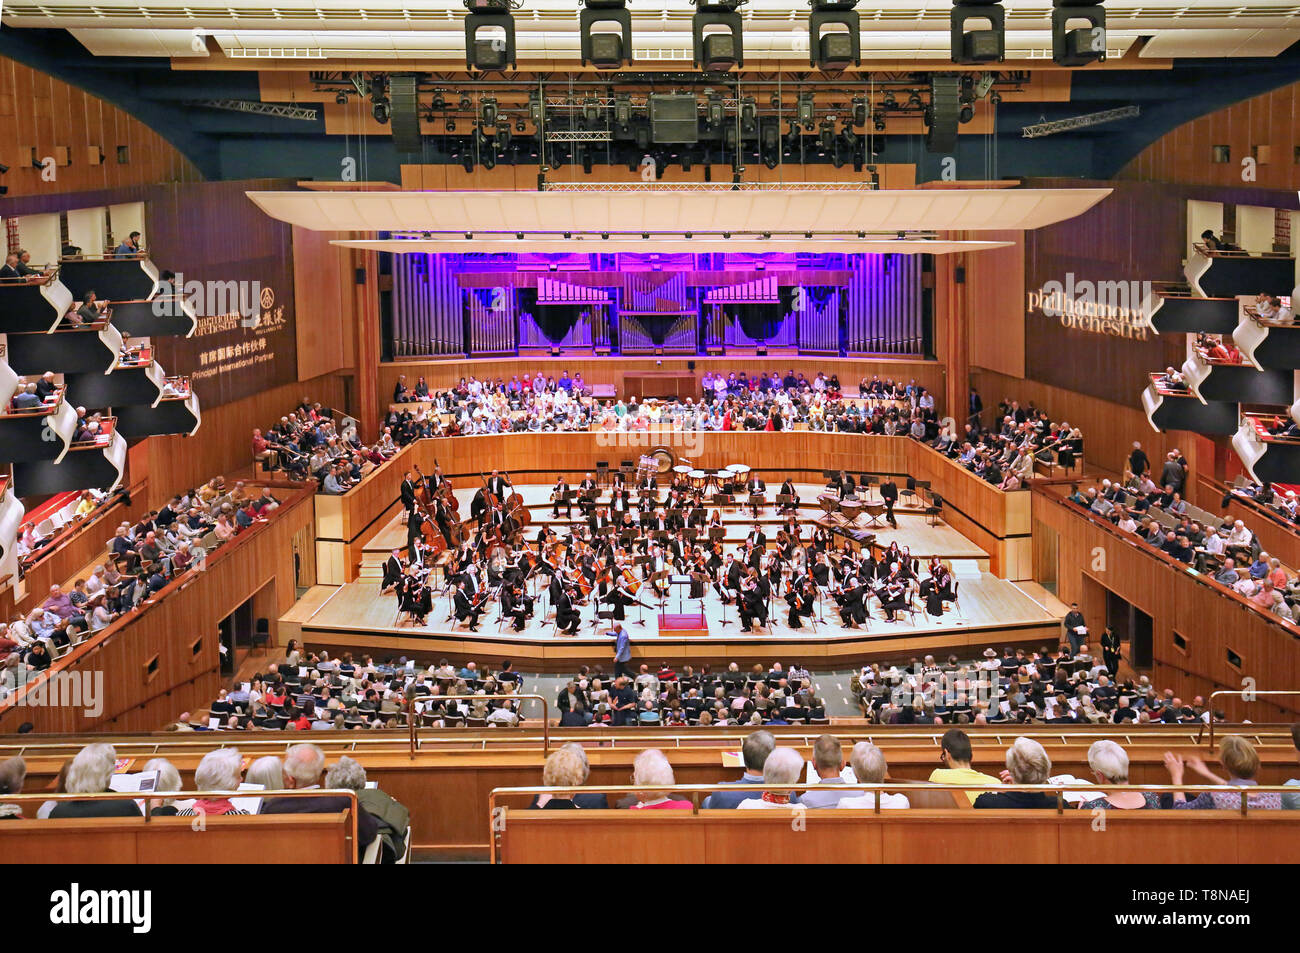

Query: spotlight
[819,120,835,153]
[874,116,886,132]
[851,96,868,126]
[516,118,527,132]
[462,150,475,173]
[372,100,391,124]
[335,91,348,105]
[497,126,512,150]
[464,0,518,71]
[951,1,1005,64]
[690,0,746,71]
[479,97,498,126]
[431,92,446,111]
[740,96,757,133]
[580,0,633,69]
[0,163,9,174]
[797,91,815,129]
[706,93,724,127]
[582,148,594,174]
[459,95,472,112]
[583,98,601,125]
[1052,0,1107,67]
[808,0,860,71]
[447,119,457,132]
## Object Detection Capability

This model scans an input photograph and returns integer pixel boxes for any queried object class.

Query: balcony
[1142,289,1239,335]
[1184,244,1295,299]
[64,349,168,409]
[56,254,160,304]
[0,475,24,590]
[115,378,202,437]
[110,295,198,339]
[0,385,76,463]
[1142,373,1238,435]
[0,274,75,334]
[1234,308,1300,370]
[11,428,127,495]
[4,317,125,376]
[1179,348,1293,405]
[1232,412,1300,486]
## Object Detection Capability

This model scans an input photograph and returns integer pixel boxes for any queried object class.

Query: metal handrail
[407,693,550,758]
[487,781,1299,862]
[1203,690,1300,750]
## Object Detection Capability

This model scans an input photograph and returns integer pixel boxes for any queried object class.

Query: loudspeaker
[924,74,961,154]
[688,360,696,370]
[648,94,700,144]
[355,268,367,285]
[389,73,422,153]
[954,266,966,284]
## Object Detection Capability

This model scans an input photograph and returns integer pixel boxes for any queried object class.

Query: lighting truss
[545,129,614,142]
[540,181,878,192]
[188,99,320,121]
[1021,104,1139,138]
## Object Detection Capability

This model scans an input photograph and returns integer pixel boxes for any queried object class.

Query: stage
[282,483,1063,670]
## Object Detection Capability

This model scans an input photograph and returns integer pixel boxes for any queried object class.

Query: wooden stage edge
[288,618,1063,672]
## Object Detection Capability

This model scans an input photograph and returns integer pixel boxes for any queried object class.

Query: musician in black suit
[501,584,532,632]
[879,478,899,528]
[723,554,744,603]
[745,474,767,517]
[739,577,769,632]
[778,478,800,514]
[551,476,572,519]
[837,577,868,628]
[470,487,491,526]
[577,473,598,515]
[555,586,582,635]
[877,574,909,622]
[453,582,483,631]
[400,573,432,625]
[486,470,511,499]
[746,524,767,551]
[835,471,857,500]
[400,472,418,513]
[786,579,816,630]
[381,549,404,593]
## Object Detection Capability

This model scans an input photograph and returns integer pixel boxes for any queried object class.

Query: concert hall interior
[4,2,1300,875]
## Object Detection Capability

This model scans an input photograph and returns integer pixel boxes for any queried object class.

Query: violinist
[453,580,483,631]
[501,583,534,632]
[786,578,816,630]
[400,569,432,626]
[739,572,769,632]
[555,583,582,635]
[876,570,910,623]
[836,573,868,629]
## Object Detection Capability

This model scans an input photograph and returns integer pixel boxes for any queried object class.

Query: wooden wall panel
[1119,80,1300,192]
[292,227,356,381]
[0,60,200,201]
[399,162,918,190]
[965,229,1026,380]
[1033,486,1300,722]
[0,486,316,734]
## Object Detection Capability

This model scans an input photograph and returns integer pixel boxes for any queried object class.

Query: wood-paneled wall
[965,229,1026,380]
[0,486,316,734]
[0,60,200,200]
[292,226,359,382]
[1119,79,1300,191]
[1032,486,1300,721]
[380,356,946,409]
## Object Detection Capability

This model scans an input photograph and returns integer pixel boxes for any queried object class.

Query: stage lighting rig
[797,91,815,130]
[808,0,860,71]
[1052,0,1106,67]
[580,0,633,70]
[479,97,499,126]
[950,1,1005,64]
[690,0,747,71]
[464,0,520,71]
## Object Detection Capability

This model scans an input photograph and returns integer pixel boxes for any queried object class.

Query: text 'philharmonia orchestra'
[1026,275,1151,340]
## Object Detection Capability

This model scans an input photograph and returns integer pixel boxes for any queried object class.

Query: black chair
[252,617,270,655]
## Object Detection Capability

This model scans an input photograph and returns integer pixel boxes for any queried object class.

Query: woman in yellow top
[74,490,98,519]
[928,727,1003,804]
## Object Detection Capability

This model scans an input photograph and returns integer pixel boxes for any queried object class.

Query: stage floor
[282,481,1060,669]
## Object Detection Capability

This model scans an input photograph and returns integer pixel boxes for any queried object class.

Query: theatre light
[580,0,633,70]
[950,1,1005,64]
[808,0,860,71]
[1052,0,1107,67]
[464,0,519,72]
[690,0,746,71]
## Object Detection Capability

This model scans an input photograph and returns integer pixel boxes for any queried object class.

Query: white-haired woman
[1075,740,1160,810]
[534,745,589,809]
[974,737,1056,809]
[49,743,142,818]
[178,747,249,817]
[837,742,910,810]
[629,749,690,810]
[245,756,284,791]
[143,758,183,816]
[738,747,804,809]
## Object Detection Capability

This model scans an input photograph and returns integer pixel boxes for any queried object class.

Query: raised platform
[281,573,1064,672]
